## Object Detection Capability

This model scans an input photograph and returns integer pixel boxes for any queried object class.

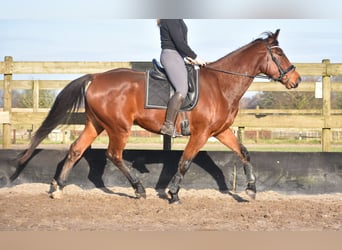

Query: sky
[1,1,342,67]
[1,19,342,64]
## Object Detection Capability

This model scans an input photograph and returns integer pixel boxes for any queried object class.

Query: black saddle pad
[145,59,199,111]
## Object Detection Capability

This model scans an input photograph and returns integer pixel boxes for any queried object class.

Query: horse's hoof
[135,191,146,199]
[245,188,256,200]
[49,180,63,199]
[168,191,181,204]
[245,182,256,200]
[169,199,182,205]
[134,182,146,199]
[0,171,9,187]
[50,190,63,199]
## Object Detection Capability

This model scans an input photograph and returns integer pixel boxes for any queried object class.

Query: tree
[331,76,342,109]
[12,89,56,108]
[241,76,327,110]
[39,90,56,108]
[332,92,342,109]
[255,91,322,109]
[0,90,3,107]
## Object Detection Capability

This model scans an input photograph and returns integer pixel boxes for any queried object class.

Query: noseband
[266,43,296,82]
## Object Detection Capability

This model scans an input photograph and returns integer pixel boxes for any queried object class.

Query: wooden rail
[1,56,342,151]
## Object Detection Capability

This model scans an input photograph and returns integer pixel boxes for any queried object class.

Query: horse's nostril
[297,76,302,84]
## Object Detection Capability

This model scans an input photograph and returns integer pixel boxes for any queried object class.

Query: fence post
[32,80,39,111]
[238,126,245,144]
[3,56,13,148]
[322,59,331,152]
[163,135,172,151]
[32,79,40,133]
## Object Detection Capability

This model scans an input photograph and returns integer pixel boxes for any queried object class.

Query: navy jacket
[159,19,197,59]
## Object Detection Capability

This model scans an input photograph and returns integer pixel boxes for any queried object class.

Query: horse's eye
[273,49,283,57]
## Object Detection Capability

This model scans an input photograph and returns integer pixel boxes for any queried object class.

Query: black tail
[10,74,93,182]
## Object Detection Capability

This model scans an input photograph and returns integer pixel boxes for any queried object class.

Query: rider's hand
[194,56,207,66]
[185,56,207,66]
[185,57,196,64]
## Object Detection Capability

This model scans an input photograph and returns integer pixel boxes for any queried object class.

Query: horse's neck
[213,41,264,77]
[210,42,264,100]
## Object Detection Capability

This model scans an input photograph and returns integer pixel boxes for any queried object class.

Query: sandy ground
[0,183,341,231]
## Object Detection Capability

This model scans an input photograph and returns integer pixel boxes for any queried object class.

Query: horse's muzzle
[286,74,301,89]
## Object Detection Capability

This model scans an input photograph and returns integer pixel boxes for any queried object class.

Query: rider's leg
[160,49,188,137]
[160,92,184,136]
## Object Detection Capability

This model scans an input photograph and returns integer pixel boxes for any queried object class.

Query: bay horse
[11,29,301,203]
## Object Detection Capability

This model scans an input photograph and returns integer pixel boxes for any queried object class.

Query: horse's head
[261,29,301,89]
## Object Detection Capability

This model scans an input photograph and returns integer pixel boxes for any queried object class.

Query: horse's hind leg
[50,122,102,199]
[216,129,256,199]
[106,133,146,199]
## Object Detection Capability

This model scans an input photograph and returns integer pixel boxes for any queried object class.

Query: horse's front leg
[240,144,256,198]
[167,134,209,204]
[167,158,193,204]
[216,129,256,199]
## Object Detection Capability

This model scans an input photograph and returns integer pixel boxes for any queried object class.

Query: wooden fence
[1,56,342,151]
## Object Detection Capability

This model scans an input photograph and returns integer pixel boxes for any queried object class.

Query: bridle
[205,41,296,83]
[265,43,296,82]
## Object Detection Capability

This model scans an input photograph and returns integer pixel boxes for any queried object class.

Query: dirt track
[0,184,341,231]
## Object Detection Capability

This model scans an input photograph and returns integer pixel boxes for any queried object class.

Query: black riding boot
[160,92,184,137]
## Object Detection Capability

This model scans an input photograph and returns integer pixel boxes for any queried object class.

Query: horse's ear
[274,29,280,39]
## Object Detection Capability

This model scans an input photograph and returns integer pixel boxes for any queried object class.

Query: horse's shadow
[52,149,138,199]
[75,149,248,202]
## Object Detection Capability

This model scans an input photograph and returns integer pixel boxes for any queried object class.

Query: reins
[204,66,271,80]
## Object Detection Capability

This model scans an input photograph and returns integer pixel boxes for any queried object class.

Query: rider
[157,19,207,136]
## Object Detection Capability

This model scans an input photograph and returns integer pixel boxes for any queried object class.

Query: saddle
[145,59,200,111]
